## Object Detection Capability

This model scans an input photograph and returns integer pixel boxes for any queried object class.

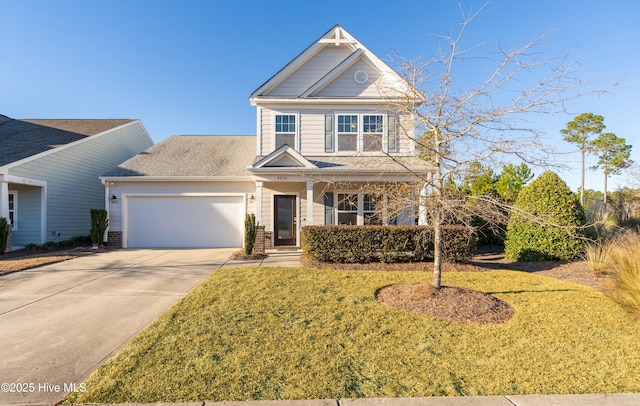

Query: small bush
[505,171,585,261]
[0,216,8,255]
[90,209,109,246]
[607,231,640,321]
[23,235,92,251]
[301,225,476,264]
[244,213,257,255]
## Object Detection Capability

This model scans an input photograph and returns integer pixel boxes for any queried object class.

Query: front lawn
[63,267,640,403]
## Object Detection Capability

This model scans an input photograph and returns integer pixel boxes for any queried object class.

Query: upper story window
[337,115,358,152]
[275,114,296,149]
[362,115,383,152]
[332,114,392,153]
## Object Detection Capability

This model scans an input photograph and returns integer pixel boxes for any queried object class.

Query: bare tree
[384,4,600,288]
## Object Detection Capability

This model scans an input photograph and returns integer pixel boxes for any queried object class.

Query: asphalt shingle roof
[103,134,431,178]
[103,135,257,177]
[0,115,134,166]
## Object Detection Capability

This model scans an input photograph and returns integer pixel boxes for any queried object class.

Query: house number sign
[277,176,288,180]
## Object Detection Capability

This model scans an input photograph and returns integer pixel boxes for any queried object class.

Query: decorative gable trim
[249,25,349,100]
[251,145,317,169]
[249,24,419,105]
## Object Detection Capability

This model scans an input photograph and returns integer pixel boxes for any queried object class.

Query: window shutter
[388,115,399,153]
[324,114,334,152]
[324,192,334,225]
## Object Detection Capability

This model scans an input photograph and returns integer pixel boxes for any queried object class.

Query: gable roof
[102,135,257,178]
[0,115,135,166]
[252,145,317,169]
[249,25,415,104]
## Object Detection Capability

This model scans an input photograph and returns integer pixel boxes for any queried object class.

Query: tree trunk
[580,148,586,207]
[432,217,443,289]
[603,172,608,205]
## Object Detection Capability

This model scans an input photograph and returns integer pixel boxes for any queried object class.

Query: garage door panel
[126,196,244,248]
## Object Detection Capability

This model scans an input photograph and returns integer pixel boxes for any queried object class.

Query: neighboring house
[0,115,154,247]
[103,25,430,249]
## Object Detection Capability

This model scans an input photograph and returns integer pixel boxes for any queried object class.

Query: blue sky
[1,0,638,193]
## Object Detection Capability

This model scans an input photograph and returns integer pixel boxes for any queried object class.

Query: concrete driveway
[0,248,236,405]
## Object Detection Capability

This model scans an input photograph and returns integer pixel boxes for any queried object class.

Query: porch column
[255,181,263,225]
[0,178,8,220]
[418,182,428,225]
[306,179,314,225]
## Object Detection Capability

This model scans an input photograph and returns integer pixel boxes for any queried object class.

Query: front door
[274,195,296,246]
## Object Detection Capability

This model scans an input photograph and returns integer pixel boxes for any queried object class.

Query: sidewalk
[79,393,640,405]
[221,250,304,268]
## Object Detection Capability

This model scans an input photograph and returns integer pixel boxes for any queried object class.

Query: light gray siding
[108,181,255,232]
[7,122,153,244]
[260,106,416,156]
[7,184,41,246]
[315,59,385,97]
[267,46,353,96]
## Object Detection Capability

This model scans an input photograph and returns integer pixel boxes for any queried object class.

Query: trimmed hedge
[301,225,477,263]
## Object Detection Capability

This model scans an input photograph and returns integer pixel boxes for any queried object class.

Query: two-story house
[102,25,430,248]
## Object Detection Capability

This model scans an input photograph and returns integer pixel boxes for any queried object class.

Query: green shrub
[0,216,8,255]
[90,209,109,246]
[301,225,476,264]
[244,213,257,255]
[505,171,585,261]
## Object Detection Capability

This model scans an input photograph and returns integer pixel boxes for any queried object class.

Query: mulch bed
[377,283,514,324]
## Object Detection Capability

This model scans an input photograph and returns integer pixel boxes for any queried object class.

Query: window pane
[275,115,295,133]
[276,133,295,149]
[338,213,358,225]
[338,115,358,133]
[363,115,383,133]
[338,134,357,151]
[363,134,382,151]
[363,193,379,211]
[337,193,358,211]
[364,212,382,225]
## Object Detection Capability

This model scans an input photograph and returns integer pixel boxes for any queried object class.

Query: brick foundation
[253,226,266,254]
[107,231,123,248]
[265,231,272,250]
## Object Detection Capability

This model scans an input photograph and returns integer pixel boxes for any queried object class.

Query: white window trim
[8,190,17,231]
[335,191,386,226]
[334,113,389,155]
[272,112,299,151]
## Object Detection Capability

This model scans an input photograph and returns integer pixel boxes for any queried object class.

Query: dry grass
[63,267,640,404]
[607,231,640,321]
[584,240,617,275]
[0,254,78,275]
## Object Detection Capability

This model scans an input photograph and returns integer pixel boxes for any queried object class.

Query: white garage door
[125,195,244,248]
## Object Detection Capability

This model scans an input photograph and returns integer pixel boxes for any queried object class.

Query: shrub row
[301,225,477,264]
